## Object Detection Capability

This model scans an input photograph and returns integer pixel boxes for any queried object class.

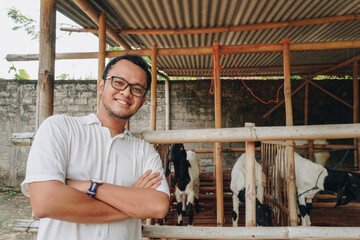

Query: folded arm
[67,170,170,219]
[28,180,129,223]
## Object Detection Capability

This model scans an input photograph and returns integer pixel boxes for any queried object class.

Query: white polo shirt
[21,114,170,240]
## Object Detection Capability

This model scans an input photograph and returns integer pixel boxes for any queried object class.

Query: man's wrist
[87,179,103,197]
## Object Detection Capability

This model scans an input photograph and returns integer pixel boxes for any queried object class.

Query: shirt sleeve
[142,142,170,197]
[21,115,69,197]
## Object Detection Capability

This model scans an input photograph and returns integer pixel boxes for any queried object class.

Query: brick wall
[0,79,356,187]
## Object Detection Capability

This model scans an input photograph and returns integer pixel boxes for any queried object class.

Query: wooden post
[245,123,256,227]
[304,81,309,125]
[165,78,170,131]
[354,59,359,170]
[213,40,224,226]
[145,43,158,230]
[282,38,298,226]
[98,12,106,110]
[150,43,158,131]
[36,0,56,129]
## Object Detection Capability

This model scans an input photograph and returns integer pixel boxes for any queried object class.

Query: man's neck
[96,112,127,138]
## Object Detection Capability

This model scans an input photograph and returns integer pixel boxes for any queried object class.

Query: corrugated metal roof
[56,0,360,77]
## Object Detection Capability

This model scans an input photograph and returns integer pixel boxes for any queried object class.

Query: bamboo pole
[117,14,360,35]
[98,12,106,110]
[72,0,131,50]
[150,43,158,131]
[161,64,335,72]
[36,0,56,129]
[310,54,360,78]
[213,40,224,226]
[262,82,307,119]
[282,38,297,227]
[304,82,309,125]
[305,78,353,109]
[165,78,170,130]
[354,59,359,170]
[304,80,315,161]
[60,27,98,33]
[245,123,256,227]
[6,41,360,62]
[12,124,360,146]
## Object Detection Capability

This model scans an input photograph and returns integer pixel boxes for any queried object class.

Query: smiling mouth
[116,99,131,106]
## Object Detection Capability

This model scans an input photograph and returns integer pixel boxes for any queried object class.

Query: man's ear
[97,78,105,94]
[140,95,147,107]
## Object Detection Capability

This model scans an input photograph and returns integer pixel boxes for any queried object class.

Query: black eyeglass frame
[104,76,148,97]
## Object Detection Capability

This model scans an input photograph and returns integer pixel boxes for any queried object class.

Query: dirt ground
[0,189,33,240]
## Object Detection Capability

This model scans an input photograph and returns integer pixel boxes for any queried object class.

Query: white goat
[281,152,360,226]
[165,143,200,226]
[230,153,272,226]
[294,139,330,166]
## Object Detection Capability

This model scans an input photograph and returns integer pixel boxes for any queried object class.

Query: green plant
[7,7,39,40]
[56,73,71,80]
[8,65,30,80]
[4,190,17,197]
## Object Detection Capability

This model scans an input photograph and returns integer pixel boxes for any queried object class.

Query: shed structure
[7,0,360,238]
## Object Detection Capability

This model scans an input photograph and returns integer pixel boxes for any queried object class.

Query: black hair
[101,54,152,90]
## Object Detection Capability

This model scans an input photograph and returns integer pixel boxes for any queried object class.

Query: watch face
[91,178,104,184]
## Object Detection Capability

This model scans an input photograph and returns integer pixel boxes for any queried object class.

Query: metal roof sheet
[56,0,360,78]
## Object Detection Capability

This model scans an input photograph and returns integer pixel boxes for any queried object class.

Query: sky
[0,0,100,80]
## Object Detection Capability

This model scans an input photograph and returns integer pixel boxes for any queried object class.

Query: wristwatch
[87,179,103,197]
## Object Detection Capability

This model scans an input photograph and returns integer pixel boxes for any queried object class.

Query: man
[21,54,170,240]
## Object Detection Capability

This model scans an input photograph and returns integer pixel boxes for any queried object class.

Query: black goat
[166,143,200,226]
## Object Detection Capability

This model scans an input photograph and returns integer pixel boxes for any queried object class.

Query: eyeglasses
[105,76,148,97]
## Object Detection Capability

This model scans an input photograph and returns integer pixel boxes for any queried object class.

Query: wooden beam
[262,81,307,119]
[150,43,158,131]
[12,219,360,239]
[354,59,360,170]
[161,64,336,72]
[165,78,170,130]
[282,38,297,227]
[245,123,256,227]
[213,41,224,226]
[36,0,56,128]
[116,14,360,35]
[310,54,360,78]
[12,123,360,146]
[304,82,309,125]
[72,0,131,50]
[304,78,353,109]
[97,12,106,109]
[60,27,98,33]
[6,40,360,62]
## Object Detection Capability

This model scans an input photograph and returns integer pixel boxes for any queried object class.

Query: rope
[333,148,351,169]
[297,169,325,200]
[314,146,357,169]
[209,38,293,105]
[169,180,179,205]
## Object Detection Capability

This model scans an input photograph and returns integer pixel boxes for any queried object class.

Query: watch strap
[87,181,99,197]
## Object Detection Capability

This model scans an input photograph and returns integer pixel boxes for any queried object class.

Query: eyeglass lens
[110,77,146,97]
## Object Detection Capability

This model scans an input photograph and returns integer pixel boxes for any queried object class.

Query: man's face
[98,59,147,120]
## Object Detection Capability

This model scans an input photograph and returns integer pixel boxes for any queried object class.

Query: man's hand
[133,170,163,189]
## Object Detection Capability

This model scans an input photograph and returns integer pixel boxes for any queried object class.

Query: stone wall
[0,79,356,187]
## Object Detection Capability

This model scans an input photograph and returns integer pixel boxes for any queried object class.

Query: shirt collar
[82,113,101,125]
[82,113,131,137]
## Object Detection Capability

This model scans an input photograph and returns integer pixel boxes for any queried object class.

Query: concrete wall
[0,79,356,187]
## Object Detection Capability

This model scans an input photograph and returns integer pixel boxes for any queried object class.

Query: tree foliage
[7,7,39,40]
